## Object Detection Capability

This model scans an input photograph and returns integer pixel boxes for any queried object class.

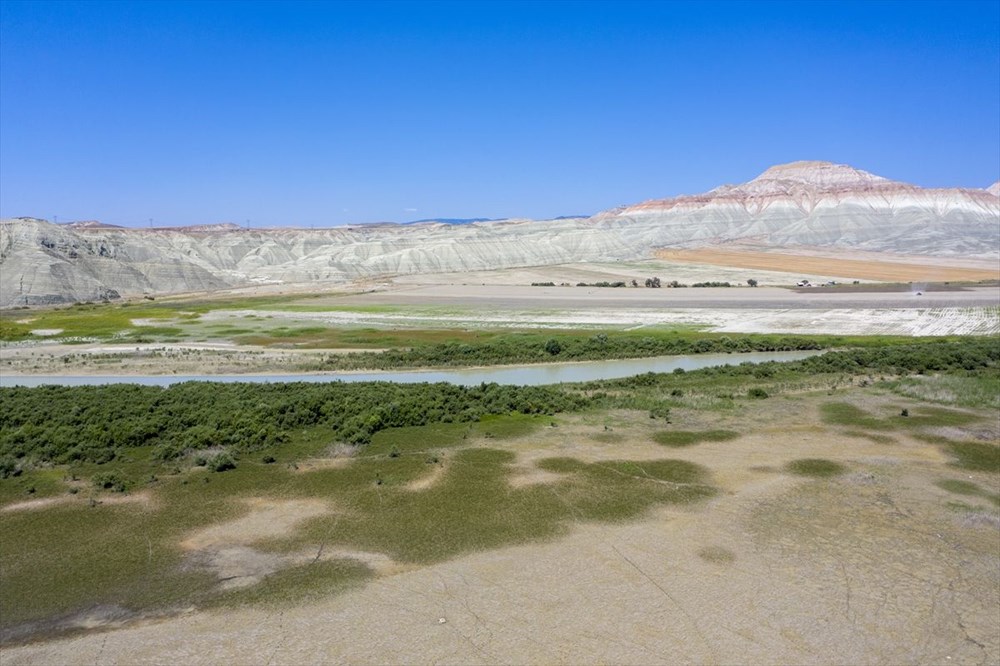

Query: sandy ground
[655,247,999,282]
[4,399,998,665]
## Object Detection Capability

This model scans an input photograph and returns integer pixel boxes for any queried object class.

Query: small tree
[544,339,562,355]
[747,278,758,287]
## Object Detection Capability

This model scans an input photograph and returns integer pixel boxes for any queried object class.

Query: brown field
[655,248,1000,282]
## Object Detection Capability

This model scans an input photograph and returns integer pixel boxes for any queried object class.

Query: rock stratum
[1,161,997,306]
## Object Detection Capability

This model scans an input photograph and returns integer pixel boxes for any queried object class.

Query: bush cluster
[316,333,826,370]
[0,381,587,466]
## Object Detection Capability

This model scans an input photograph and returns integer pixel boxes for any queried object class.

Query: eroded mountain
[2,161,997,306]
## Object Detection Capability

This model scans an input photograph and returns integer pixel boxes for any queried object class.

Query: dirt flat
[5,401,997,665]
[655,247,1000,282]
[333,283,1000,310]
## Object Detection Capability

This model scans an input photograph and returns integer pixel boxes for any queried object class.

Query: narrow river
[0,350,822,388]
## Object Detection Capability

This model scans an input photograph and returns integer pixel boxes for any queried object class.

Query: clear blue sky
[1,0,998,227]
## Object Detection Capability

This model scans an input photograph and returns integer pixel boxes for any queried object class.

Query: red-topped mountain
[592,161,998,256]
[602,160,996,216]
[1,161,997,306]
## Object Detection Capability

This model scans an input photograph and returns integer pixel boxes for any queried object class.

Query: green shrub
[0,456,22,479]
[92,471,127,492]
[209,453,236,473]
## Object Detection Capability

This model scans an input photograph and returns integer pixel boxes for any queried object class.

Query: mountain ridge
[2,161,997,306]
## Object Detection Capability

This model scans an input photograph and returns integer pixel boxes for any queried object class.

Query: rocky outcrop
[1,161,997,306]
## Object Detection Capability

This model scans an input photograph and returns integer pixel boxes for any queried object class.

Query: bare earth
[655,247,1000,282]
[5,398,998,665]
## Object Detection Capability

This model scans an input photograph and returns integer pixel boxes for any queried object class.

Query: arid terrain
[2,161,998,665]
[3,389,998,665]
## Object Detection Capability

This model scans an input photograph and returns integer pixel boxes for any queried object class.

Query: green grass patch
[939,441,1000,473]
[820,403,890,429]
[785,458,846,478]
[652,430,739,448]
[935,478,982,495]
[362,414,543,457]
[842,430,896,445]
[820,402,981,431]
[887,375,1000,411]
[935,479,1000,506]
[208,558,374,609]
[0,303,190,341]
[0,468,67,504]
[241,448,717,571]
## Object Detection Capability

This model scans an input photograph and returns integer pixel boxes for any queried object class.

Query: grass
[0,413,717,635]
[842,430,896,445]
[938,440,1000,473]
[207,559,374,609]
[820,402,982,431]
[785,458,847,478]
[935,479,1000,506]
[652,429,739,448]
[361,414,543,457]
[1,296,926,353]
[887,375,1000,411]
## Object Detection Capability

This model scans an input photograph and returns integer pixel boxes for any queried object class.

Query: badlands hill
[1,161,997,306]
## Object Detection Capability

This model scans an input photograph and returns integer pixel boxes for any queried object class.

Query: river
[0,350,822,388]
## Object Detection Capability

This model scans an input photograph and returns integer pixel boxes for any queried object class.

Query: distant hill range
[1,161,997,306]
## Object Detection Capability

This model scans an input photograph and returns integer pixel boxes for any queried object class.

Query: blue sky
[1,0,998,227]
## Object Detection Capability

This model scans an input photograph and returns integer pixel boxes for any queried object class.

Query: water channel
[0,350,822,388]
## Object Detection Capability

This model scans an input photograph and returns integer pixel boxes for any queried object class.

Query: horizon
[4,156,1000,230]
[1,0,998,228]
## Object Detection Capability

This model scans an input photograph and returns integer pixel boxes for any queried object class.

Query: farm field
[655,247,1000,283]
[1,340,998,664]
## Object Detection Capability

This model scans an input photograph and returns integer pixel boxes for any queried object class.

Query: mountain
[595,161,998,255]
[404,218,500,225]
[1,161,997,306]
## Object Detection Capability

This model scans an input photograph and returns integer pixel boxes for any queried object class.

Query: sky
[1,0,998,227]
